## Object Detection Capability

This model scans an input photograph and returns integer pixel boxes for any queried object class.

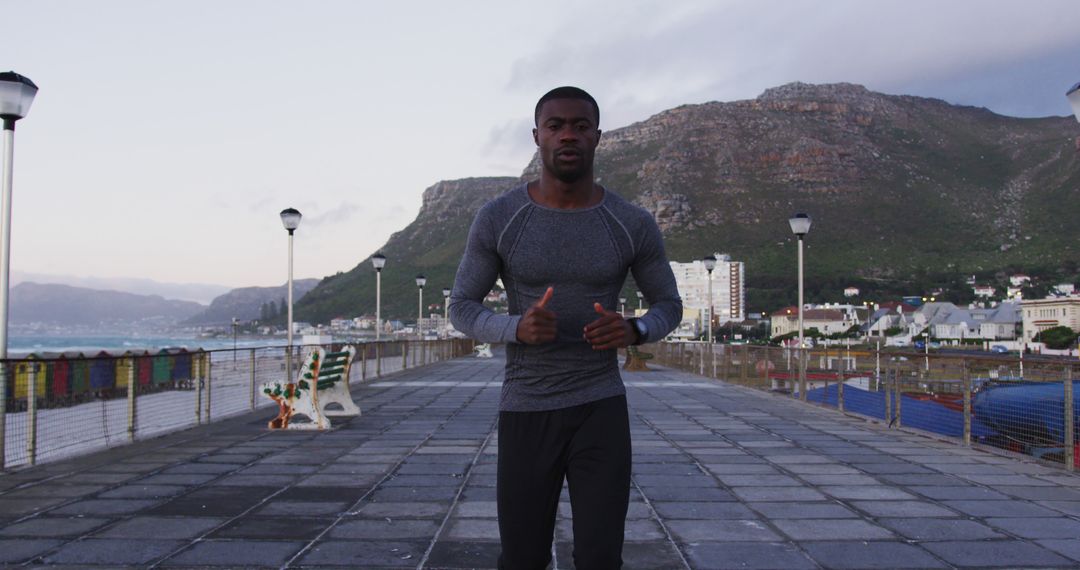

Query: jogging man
[450,86,682,569]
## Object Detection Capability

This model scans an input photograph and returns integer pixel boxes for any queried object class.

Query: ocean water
[7,334,286,356]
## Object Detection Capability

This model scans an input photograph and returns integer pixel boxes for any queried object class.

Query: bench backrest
[298,346,355,392]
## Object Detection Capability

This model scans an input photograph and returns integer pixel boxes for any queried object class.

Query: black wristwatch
[627,318,648,345]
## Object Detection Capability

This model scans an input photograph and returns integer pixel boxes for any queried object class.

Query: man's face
[533,98,601,184]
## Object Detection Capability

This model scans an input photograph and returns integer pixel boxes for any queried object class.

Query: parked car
[990,345,1009,354]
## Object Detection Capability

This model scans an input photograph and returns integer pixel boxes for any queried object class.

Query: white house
[973,285,995,297]
[1022,297,1080,343]
[1009,274,1031,287]
[843,287,860,298]
[1054,284,1076,296]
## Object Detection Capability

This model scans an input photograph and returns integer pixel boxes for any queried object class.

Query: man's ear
[597,129,603,141]
[532,128,539,146]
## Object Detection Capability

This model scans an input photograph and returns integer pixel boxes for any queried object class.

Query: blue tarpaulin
[805,384,997,438]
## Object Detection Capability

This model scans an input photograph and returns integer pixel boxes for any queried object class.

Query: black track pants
[496,395,631,570]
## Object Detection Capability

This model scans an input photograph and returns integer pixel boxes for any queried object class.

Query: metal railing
[0,338,474,471]
[642,342,1080,471]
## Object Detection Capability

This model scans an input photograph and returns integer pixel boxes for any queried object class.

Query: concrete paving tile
[1034,500,1080,516]
[425,540,500,569]
[145,485,277,517]
[43,538,184,565]
[849,500,957,518]
[773,518,894,541]
[382,474,467,487]
[162,539,305,566]
[0,538,63,564]
[297,473,382,487]
[639,486,734,501]
[328,518,438,541]
[136,473,218,486]
[97,484,187,499]
[444,518,500,540]
[297,539,429,566]
[985,516,1080,539]
[878,517,1004,541]
[821,486,916,500]
[702,463,780,475]
[684,542,816,570]
[94,515,225,539]
[631,462,703,475]
[453,500,498,518]
[748,502,858,520]
[716,475,803,487]
[801,540,946,569]
[994,485,1080,501]
[0,496,70,516]
[797,474,882,486]
[942,499,1061,518]
[370,485,461,502]
[255,500,350,516]
[908,485,1010,500]
[732,487,828,502]
[50,498,159,516]
[1038,539,1080,562]
[634,474,718,487]
[781,463,860,475]
[921,539,1074,568]
[351,501,449,519]
[7,483,107,498]
[211,515,331,539]
[666,519,780,542]
[652,500,758,519]
[557,541,687,570]
[0,516,111,537]
[281,485,369,502]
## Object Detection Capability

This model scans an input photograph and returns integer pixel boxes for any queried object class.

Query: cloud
[505,0,1080,122]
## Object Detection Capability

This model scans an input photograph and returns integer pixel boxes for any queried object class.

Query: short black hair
[534,86,600,127]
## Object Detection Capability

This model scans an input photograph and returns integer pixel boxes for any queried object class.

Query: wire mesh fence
[641,341,1080,471]
[0,338,474,471]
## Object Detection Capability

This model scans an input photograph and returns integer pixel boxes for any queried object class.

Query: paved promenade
[2,355,1080,569]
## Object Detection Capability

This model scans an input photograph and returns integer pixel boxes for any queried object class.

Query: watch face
[634,319,648,338]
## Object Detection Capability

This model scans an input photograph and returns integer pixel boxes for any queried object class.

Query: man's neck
[529,173,602,210]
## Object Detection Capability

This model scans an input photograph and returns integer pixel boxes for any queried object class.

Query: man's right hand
[516,286,556,344]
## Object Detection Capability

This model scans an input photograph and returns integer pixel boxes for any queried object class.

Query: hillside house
[1009,274,1031,287]
[973,285,995,297]
[843,287,860,297]
[771,307,857,339]
[1022,297,1080,343]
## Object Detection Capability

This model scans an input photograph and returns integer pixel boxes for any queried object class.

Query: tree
[268,301,278,320]
[1035,326,1079,350]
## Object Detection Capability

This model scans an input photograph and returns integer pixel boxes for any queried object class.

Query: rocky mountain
[11,282,205,326]
[296,83,1080,322]
[183,279,320,325]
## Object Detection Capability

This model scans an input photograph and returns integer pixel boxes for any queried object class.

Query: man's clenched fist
[516,287,557,344]
[583,302,635,350]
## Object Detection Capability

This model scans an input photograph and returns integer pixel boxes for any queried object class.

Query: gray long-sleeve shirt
[450,183,682,411]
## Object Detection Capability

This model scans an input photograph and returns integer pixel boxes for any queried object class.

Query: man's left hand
[583,303,634,350]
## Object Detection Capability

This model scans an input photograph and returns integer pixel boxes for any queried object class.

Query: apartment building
[669,253,745,326]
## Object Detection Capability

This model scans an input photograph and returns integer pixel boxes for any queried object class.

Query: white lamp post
[372,253,386,341]
[703,255,717,343]
[280,207,302,382]
[619,296,626,317]
[442,287,451,337]
[636,290,643,311]
[415,274,426,336]
[0,71,37,470]
[789,213,812,401]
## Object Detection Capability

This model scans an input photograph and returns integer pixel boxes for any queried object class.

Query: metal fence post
[376,343,382,378]
[205,353,212,423]
[403,341,409,370]
[837,367,845,412]
[127,356,137,442]
[962,359,972,446]
[740,345,749,385]
[884,364,893,425]
[1065,366,1075,472]
[799,347,808,402]
[361,343,367,381]
[894,368,903,428]
[0,361,7,470]
[27,363,38,466]
[249,349,257,411]
[195,355,203,425]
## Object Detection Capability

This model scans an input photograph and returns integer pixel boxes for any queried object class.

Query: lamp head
[702,254,717,272]
[788,213,811,236]
[371,252,386,270]
[416,274,426,288]
[442,287,451,298]
[279,208,302,233]
[0,72,38,125]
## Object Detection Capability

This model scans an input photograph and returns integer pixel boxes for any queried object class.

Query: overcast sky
[3,0,1079,290]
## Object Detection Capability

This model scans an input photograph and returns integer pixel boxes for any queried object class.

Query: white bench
[262,346,359,430]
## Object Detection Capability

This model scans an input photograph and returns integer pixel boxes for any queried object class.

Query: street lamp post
[636,290,643,311]
[703,255,717,343]
[619,297,626,317]
[789,213,812,401]
[0,72,38,470]
[442,287,451,338]
[415,275,426,337]
[280,208,302,383]
[372,253,386,341]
